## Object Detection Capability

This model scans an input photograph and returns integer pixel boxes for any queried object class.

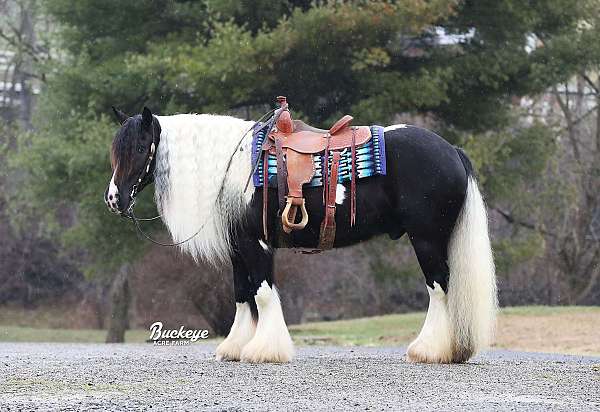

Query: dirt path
[0,343,599,411]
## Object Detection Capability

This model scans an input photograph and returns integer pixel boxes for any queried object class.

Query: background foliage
[1,0,599,332]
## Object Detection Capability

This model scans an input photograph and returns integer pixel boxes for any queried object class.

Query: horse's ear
[112,106,129,125]
[142,106,153,130]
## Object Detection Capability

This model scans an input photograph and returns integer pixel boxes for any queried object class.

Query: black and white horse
[105,107,497,364]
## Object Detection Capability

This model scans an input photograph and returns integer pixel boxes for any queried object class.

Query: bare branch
[581,72,599,94]
[572,104,598,126]
[575,264,600,303]
[493,207,558,238]
[597,82,600,153]
[552,86,582,163]
[0,27,46,63]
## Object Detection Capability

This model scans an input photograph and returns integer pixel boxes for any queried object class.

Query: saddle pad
[251,124,386,188]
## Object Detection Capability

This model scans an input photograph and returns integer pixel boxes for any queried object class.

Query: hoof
[240,336,294,363]
[406,338,453,364]
[406,282,455,364]
[240,281,295,363]
[215,302,255,362]
[216,339,243,361]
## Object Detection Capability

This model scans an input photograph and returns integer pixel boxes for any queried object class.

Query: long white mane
[154,114,255,264]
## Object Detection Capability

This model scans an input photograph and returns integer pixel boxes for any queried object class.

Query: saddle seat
[262,96,372,250]
[267,116,371,154]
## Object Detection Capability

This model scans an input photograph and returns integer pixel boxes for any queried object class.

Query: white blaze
[106,170,119,212]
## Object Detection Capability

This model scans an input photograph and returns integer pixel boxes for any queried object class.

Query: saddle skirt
[251,124,387,189]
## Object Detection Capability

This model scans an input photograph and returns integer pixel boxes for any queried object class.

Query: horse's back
[383,125,469,236]
[384,124,467,181]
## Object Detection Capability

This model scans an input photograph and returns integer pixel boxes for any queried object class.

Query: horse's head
[104,106,160,216]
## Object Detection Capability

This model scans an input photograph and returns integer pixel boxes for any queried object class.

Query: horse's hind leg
[407,176,497,363]
[406,236,454,363]
[216,253,257,361]
[237,238,295,363]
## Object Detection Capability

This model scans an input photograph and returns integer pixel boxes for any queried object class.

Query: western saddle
[261,96,372,250]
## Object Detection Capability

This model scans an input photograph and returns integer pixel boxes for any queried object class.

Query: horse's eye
[137,145,145,154]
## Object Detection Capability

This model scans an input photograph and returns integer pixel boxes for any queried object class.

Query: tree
[7,0,218,339]
[467,0,600,304]
[105,264,130,343]
[7,0,600,335]
[0,0,81,307]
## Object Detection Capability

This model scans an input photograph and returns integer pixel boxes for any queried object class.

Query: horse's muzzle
[104,188,122,214]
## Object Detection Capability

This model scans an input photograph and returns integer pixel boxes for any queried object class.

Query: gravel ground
[0,343,599,411]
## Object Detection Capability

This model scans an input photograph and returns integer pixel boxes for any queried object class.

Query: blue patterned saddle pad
[251,124,386,188]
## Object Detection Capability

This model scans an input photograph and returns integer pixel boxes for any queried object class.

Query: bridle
[121,108,280,247]
[125,139,157,218]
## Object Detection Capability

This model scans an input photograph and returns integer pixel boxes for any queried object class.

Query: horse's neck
[154,113,254,225]
[156,113,253,175]
[158,112,252,151]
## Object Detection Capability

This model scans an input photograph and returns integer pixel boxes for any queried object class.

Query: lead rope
[128,108,276,247]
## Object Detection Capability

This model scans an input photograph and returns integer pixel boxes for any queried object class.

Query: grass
[0,304,150,343]
[0,304,73,329]
[0,326,149,343]
[290,305,600,356]
[0,305,598,355]
[289,312,424,346]
[499,305,600,316]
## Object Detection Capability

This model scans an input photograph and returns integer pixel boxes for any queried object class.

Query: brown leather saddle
[261,96,372,250]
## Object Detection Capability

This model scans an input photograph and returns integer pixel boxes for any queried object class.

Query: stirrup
[281,197,308,232]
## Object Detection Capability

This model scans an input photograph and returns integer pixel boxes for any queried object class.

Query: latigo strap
[350,127,357,227]
[262,152,269,240]
[318,151,341,250]
[275,136,288,213]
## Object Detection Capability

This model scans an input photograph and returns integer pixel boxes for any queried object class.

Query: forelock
[111,116,142,181]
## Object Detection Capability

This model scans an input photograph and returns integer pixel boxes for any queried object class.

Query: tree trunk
[187,264,235,336]
[17,3,35,130]
[105,265,131,343]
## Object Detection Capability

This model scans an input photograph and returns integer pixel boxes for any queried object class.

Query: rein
[125,108,277,247]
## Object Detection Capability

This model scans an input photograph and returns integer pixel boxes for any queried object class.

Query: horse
[104,106,497,364]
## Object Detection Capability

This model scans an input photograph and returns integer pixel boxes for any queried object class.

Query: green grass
[290,305,600,347]
[0,305,73,329]
[499,305,600,316]
[0,326,149,343]
[1,305,598,348]
[290,312,424,346]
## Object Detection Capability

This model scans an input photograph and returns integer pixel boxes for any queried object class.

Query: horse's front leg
[215,252,257,361]
[237,238,295,363]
